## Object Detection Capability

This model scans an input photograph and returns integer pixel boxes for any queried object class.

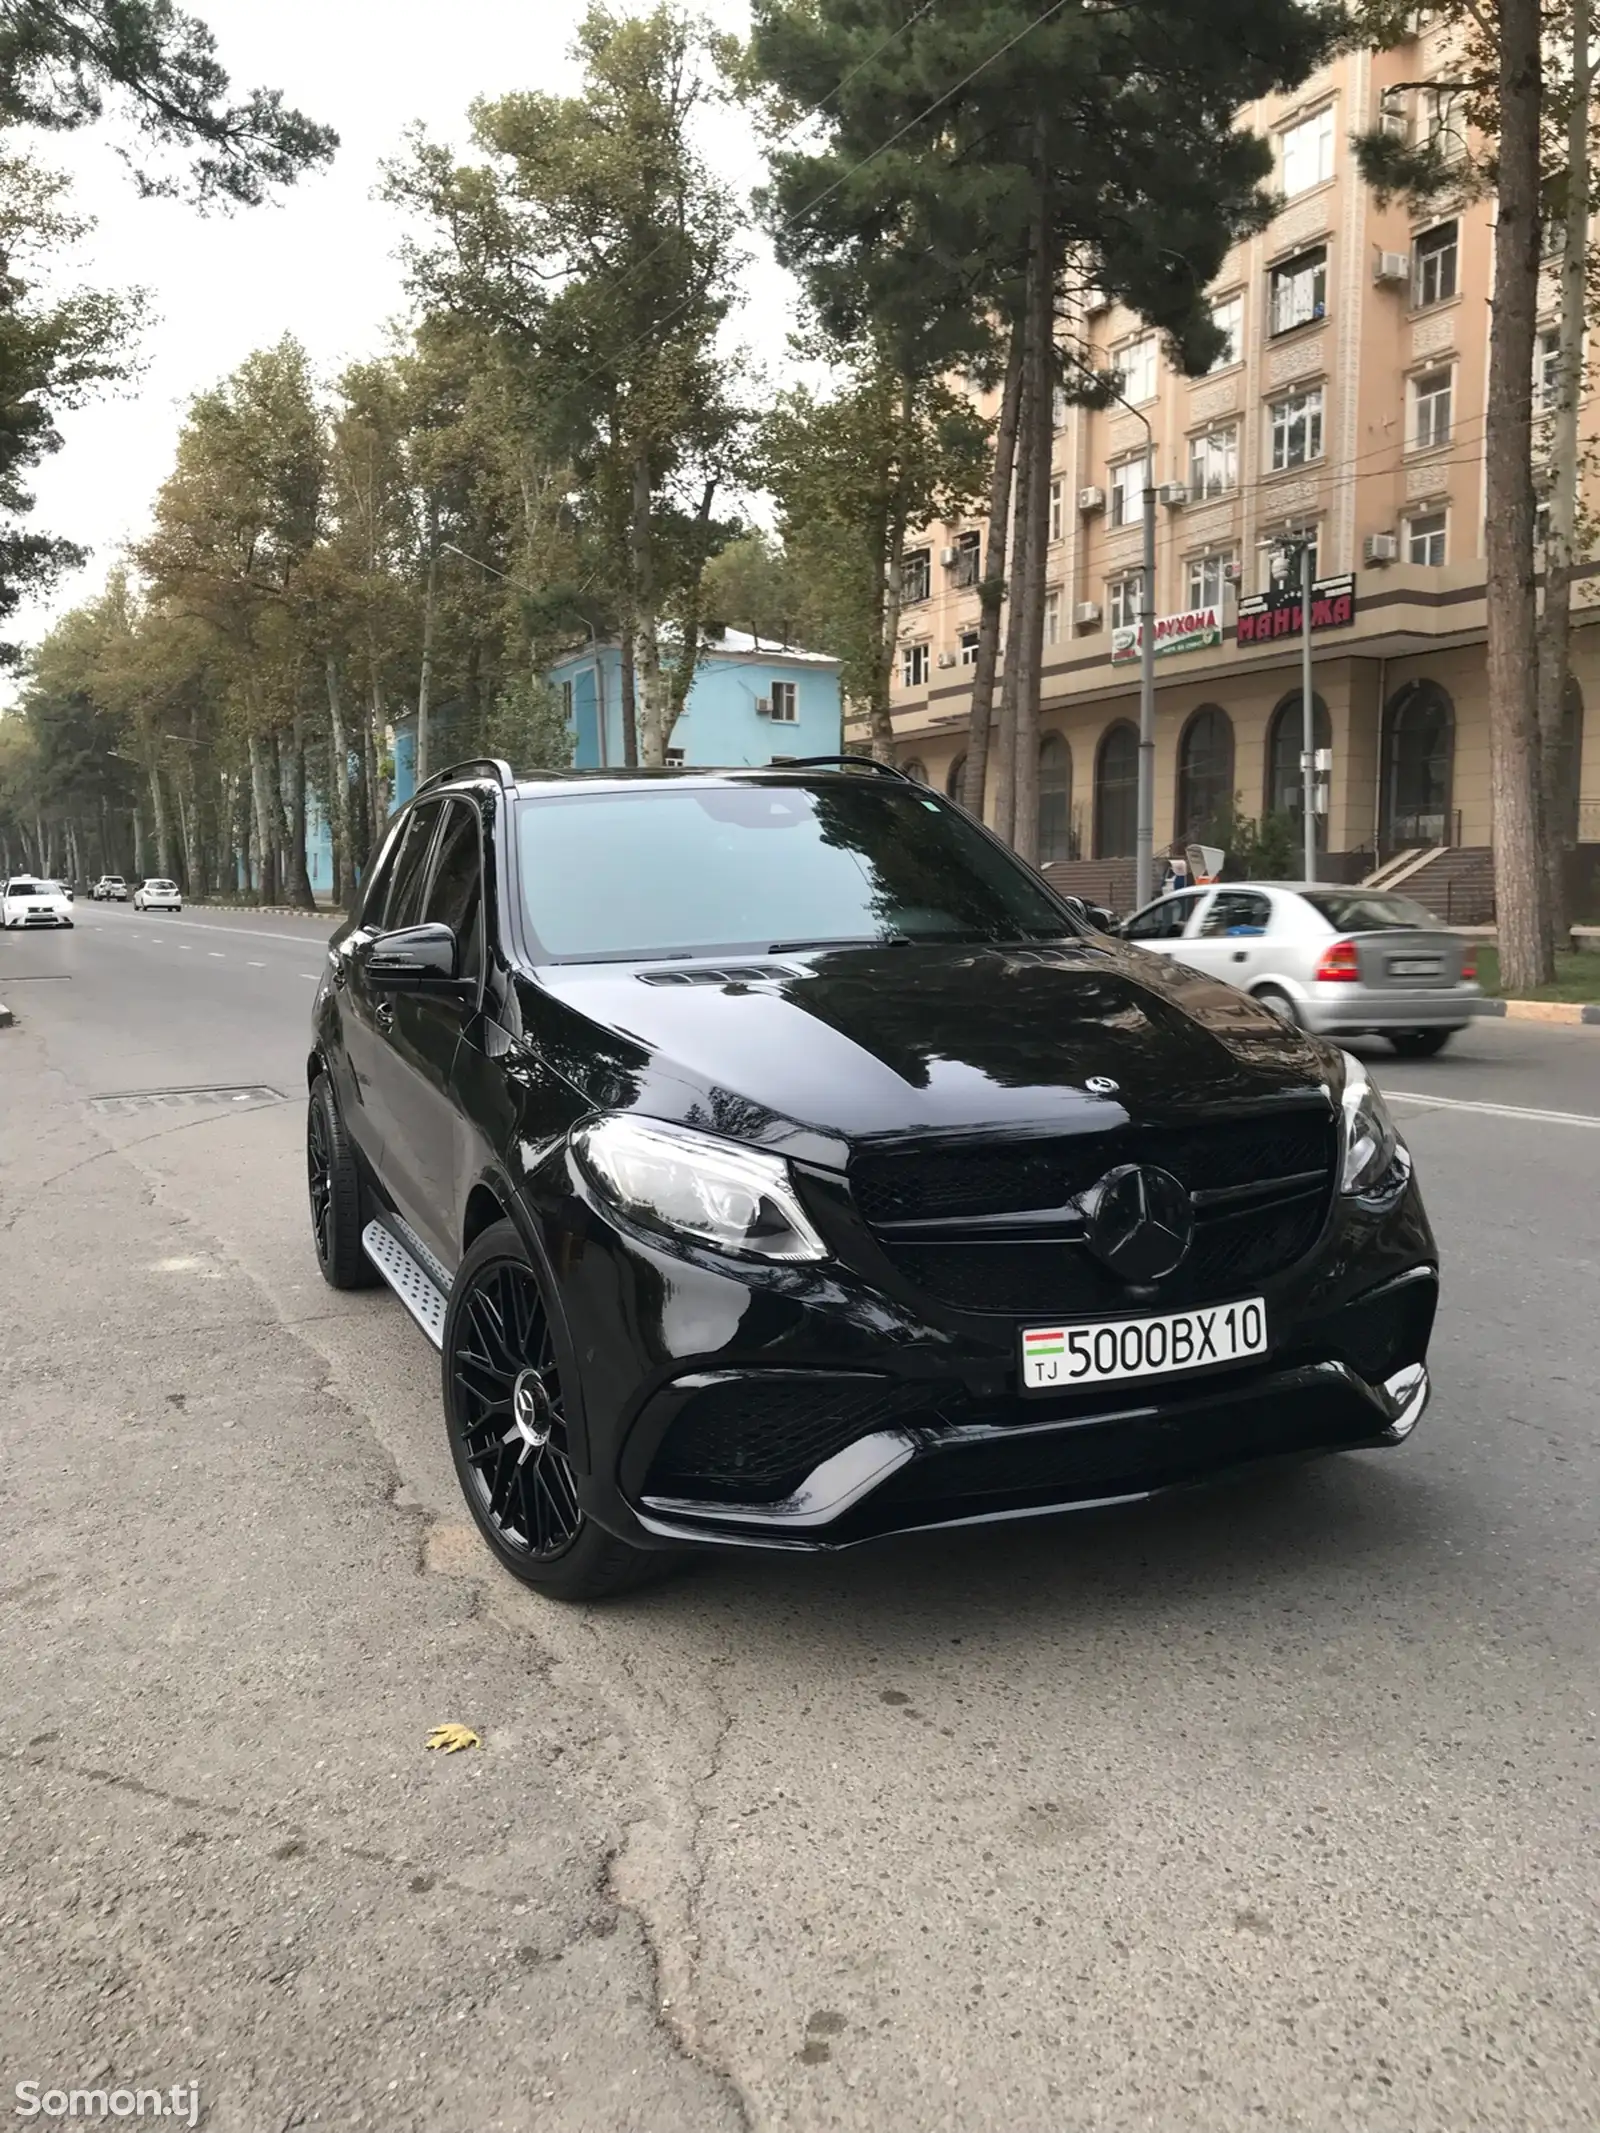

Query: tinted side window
[423,801,484,983]
[1125,893,1198,941]
[1198,890,1272,938]
[382,802,445,931]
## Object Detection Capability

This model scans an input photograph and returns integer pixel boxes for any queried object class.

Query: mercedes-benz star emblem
[1085,1075,1120,1098]
[511,1369,551,1454]
[1086,1164,1194,1283]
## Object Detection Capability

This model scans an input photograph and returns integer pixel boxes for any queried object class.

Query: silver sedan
[1118,882,1482,1056]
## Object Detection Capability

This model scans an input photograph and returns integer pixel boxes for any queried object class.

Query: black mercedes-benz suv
[307,756,1437,1599]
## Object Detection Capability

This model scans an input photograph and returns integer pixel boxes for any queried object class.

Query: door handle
[1231,949,1249,962]
[375,1000,395,1032]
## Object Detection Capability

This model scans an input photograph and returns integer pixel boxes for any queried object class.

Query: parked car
[1118,883,1480,1056]
[92,876,128,901]
[2,876,74,929]
[134,878,183,913]
[306,758,1437,1601]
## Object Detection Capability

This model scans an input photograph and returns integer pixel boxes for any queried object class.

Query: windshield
[6,881,41,896]
[146,881,175,891]
[1300,890,1443,933]
[516,780,1076,962]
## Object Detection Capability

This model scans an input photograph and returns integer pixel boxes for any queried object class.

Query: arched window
[1379,680,1455,851]
[903,758,929,784]
[1094,721,1139,858]
[1037,734,1074,861]
[1265,691,1332,848]
[1554,676,1585,845]
[945,754,968,803]
[1175,706,1235,845]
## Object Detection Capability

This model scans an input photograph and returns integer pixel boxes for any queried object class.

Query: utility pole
[1300,541,1317,884]
[1136,437,1157,908]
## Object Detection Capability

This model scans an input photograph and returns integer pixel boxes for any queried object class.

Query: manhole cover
[88,1083,285,1116]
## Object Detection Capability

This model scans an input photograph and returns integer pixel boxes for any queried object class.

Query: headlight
[572,1115,827,1263]
[1339,1054,1400,1195]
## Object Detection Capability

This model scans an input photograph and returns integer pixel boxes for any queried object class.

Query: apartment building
[876,20,1600,912]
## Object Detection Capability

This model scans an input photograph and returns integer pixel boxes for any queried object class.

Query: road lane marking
[209,951,225,958]
[1388,1090,1600,1129]
[247,960,265,968]
[114,913,335,948]
[299,972,319,980]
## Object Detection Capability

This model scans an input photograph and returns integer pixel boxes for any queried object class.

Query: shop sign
[1110,603,1224,665]
[1235,572,1356,645]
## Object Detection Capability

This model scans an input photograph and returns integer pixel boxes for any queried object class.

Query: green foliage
[482,673,573,775]
[699,528,833,651]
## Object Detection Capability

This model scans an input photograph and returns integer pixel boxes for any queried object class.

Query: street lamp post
[1298,541,1317,885]
[1136,434,1157,910]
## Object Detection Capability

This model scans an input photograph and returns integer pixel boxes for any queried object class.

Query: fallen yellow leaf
[425,1723,480,1755]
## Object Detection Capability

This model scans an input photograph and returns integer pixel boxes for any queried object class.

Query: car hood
[527,939,1338,1158]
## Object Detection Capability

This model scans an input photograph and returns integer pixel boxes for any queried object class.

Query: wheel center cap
[511,1369,550,1450]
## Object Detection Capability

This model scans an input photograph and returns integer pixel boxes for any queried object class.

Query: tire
[1390,1028,1454,1058]
[307,1076,379,1290]
[442,1219,666,1601]
[1254,984,1302,1028]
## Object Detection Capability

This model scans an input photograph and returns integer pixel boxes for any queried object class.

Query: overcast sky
[12,0,784,677]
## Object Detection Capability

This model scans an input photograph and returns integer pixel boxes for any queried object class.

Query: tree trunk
[247,733,278,903]
[1534,0,1591,940]
[286,715,316,908]
[326,656,356,904]
[663,480,720,755]
[620,628,639,767]
[1486,0,1554,990]
[365,677,385,840]
[869,391,912,767]
[415,496,439,788]
[994,335,1040,848]
[174,774,195,895]
[631,449,669,764]
[146,765,175,881]
[132,803,147,879]
[1010,176,1057,867]
[962,322,1025,821]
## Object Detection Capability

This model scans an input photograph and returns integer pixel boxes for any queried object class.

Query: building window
[1038,734,1074,863]
[1262,525,1319,590]
[1116,334,1158,405]
[1108,572,1144,632]
[665,747,686,766]
[1537,329,1561,411]
[1413,222,1458,308]
[1186,551,1235,609]
[1208,293,1244,370]
[1109,458,1146,527]
[901,641,929,689]
[1280,106,1335,196]
[769,679,798,722]
[1266,693,1332,842]
[1412,367,1453,450]
[1420,86,1465,163]
[1269,247,1328,335]
[901,548,931,604]
[951,529,980,587]
[1049,478,1064,543]
[1043,587,1061,646]
[903,758,928,784]
[1176,706,1235,844]
[1051,383,1068,430]
[1407,510,1447,565]
[1095,722,1140,858]
[1268,386,1324,469]
[1189,426,1238,498]
[560,678,574,723]
[946,753,968,802]
[959,628,980,667]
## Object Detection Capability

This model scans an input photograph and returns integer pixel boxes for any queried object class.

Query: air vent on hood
[637,963,806,988]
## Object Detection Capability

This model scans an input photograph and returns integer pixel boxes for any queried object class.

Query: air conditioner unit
[755,695,773,715]
[940,546,958,567]
[1221,559,1244,584]
[1378,97,1408,141]
[1082,285,1110,313]
[1073,600,1103,628]
[1374,250,1410,285]
[1078,486,1106,513]
[1363,532,1400,564]
[936,650,957,668]
[1157,482,1188,507]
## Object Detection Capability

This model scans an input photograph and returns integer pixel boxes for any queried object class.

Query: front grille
[645,1377,917,1505]
[851,1112,1334,1225]
[874,1384,1378,1511]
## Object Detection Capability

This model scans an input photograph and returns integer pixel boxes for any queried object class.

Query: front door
[335,800,445,1172]
[1170,888,1273,987]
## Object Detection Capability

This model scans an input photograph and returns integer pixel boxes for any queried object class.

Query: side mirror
[365,921,459,991]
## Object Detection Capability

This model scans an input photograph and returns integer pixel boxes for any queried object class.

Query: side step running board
[362,1217,450,1349]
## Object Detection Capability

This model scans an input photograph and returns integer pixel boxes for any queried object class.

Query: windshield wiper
[768,933,911,953]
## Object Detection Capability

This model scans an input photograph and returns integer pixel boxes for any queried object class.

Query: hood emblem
[1085,1075,1119,1098]
[1086,1164,1194,1283]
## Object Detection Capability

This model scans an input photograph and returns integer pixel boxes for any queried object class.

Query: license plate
[1021,1298,1268,1390]
[1388,956,1441,977]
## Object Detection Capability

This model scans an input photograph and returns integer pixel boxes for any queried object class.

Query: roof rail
[411,757,516,800]
[774,754,911,781]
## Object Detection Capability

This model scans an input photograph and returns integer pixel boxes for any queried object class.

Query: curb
[1473,997,1600,1025]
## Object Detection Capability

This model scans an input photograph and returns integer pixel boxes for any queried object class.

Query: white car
[134,878,183,913]
[1119,881,1481,1055]
[2,876,74,929]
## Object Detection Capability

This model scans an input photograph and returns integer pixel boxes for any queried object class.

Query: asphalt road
[3,903,1598,2133]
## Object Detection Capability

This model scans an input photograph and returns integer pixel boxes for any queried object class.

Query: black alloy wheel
[442,1221,664,1600]
[1390,1029,1452,1058]
[307,1077,379,1290]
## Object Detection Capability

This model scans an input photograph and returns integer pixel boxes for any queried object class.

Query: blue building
[545,629,842,769]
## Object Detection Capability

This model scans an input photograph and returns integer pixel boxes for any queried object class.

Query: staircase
[1041,859,1139,913]
[1382,846,1496,925]
[1361,846,1442,892]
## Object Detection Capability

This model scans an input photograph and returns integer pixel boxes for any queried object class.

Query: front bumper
[538,1152,1439,1554]
[1299,983,1479,1034]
